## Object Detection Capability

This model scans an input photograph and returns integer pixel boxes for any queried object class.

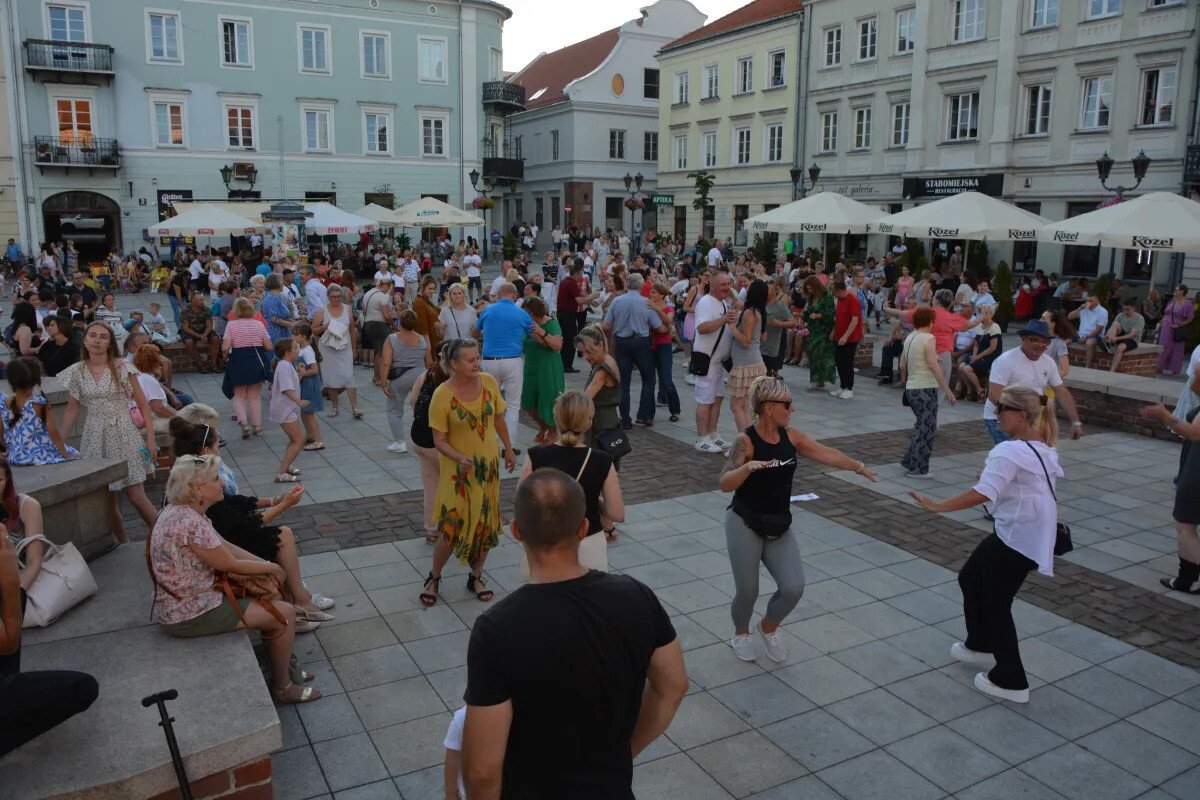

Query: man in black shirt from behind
[463,468,687,799]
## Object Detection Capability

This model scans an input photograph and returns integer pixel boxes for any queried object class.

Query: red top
[652,302,674,347]
[640,281,653,298]
[834,293,864,343]
[557,275,581,314]
[899,307,969,353]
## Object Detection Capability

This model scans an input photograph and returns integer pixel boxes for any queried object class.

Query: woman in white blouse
[909,384,1062,705]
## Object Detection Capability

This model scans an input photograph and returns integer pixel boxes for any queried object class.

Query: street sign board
[651,193,674,207]
[564,205,573,214]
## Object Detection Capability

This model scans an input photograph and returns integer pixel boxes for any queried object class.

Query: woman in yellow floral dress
[419,339,517,605]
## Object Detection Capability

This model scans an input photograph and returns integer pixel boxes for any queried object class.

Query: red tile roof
[508,27,622,111]
[662,0,802,52]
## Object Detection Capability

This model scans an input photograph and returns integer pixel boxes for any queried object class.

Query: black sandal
[419,572,440,606]
[604,526,618,542]
[467,573,494,602]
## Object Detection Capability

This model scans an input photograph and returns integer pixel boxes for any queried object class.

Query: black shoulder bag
[688,317,728,376]
[1023,441,1073,556]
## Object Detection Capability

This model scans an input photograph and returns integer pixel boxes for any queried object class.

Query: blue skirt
[300,373,324,413]
[226,347,270,388]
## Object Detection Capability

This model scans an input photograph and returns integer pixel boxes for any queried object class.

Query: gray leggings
[386,369,422,442]
[725,509,806,632]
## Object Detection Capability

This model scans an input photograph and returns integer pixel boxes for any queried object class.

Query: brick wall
[1067,345,1161,376]
[146,755,271,800]
[1063,386,1178,441]
[854,336,878,370]
[162,342,203,374]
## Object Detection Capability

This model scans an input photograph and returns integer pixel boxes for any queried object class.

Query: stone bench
[162,340,207,374]
[4,545,281,800]
[1062,366,1184,440]
[12,456,129,560]
[42,375,175,471]
[1068,341,1163,376]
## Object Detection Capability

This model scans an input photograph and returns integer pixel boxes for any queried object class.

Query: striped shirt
[224,318,268,349]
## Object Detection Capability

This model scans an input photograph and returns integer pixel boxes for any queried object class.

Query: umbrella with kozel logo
[872,191,1050,242]
[742,191,882,235]
[1037,192,1200,252]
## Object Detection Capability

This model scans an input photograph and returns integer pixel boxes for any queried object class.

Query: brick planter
[854,335,878,370]
[1068,343,1162,376]
[146,755,272,800]
[1062,386,1179,440]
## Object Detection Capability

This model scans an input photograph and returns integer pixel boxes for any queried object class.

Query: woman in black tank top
[718,376,878,664]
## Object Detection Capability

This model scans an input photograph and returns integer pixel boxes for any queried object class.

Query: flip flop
[327,409,339,418]
[287,467,302,476]
[274,682,321,704]
[352,410,364,420]
[274,473,300,483]
[303,442,325,451]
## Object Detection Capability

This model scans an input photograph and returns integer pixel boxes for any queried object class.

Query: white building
[803,0,1200,285]
[505,0,706,247]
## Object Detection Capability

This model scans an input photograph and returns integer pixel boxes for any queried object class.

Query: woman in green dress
[802,276,836,391]
[520,296,565,443]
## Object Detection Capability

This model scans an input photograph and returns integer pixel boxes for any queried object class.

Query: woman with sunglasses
[910,385,1062,704]
[719,376,877,663]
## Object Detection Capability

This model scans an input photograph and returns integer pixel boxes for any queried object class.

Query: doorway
[42,190,120,260]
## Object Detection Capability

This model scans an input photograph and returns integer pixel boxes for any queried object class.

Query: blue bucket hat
[1017,319,1052,339]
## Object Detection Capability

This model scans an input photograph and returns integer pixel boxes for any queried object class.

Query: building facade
[804,0,1200,284]
[504,0,706,249]
[1,0,511,258]
[654,0,805,250]
[0,12,17,249]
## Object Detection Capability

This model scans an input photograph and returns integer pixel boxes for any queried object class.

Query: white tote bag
[519,449,609,581]
[17,535,99,628]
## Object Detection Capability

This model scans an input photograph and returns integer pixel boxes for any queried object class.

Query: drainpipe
[458,0,467,242]
[792,5,811,251]
[1171,28,1200,286]
[4,0,35,250]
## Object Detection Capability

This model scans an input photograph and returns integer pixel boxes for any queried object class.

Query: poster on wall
[271,223,303,260]
[157,189,194,246]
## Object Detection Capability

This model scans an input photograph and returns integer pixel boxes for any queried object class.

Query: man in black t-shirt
[463,469,687,800]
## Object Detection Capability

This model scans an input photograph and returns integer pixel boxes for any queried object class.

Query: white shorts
[694,361,727,405]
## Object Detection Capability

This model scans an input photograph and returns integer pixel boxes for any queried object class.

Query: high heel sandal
[419,572,440,606]
[467,573,494,602]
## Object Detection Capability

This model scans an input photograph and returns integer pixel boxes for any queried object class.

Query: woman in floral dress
[418,339,517,607]
[801,276,836,391]
[58,322,159,542]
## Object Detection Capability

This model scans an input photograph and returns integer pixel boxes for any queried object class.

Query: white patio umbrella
[354,203,399,226]
[302,202,377,235]
[155,203,268,237]
[873,191,1051,241]
[1037,192,1200,252]
[390,196,484,228]
[742,191,882,234]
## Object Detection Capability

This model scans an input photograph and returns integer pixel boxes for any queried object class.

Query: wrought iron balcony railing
[482,81,526,112]
[33,135,121,168]
[24,39,114,73]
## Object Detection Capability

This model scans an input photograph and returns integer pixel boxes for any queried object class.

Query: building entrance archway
[42,190,120,261]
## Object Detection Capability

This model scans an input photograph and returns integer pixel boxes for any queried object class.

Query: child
[145,302,172,345]
[442,707,466,800]
[269,338,308,483]
[2,357,78,464]
[293,324,325,451]
[149,262,170,293]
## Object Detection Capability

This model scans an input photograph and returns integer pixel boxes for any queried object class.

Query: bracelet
[1071,421,1082,427]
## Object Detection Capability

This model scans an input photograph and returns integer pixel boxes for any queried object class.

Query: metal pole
[142,690,192,800]
[277,115,285,199]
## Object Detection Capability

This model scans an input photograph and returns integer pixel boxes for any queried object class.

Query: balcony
[482,81,526,113]
[33,136,121,173]
[24,39,115,84]
[482,137,524,182]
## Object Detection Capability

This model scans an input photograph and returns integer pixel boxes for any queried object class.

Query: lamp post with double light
[623,171,644,259]
[1095,150,1151,277]
[788,162,822,255]
[468,167,494,260]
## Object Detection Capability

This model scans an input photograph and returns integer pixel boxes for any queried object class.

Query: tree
[687,170,716,212]
[967,240,991,283]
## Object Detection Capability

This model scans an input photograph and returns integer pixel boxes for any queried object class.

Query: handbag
[519,449,608,580]
[1172,326,1187,342]
[688,311,729,376]
[17,535,99,628]
[255,347,272,382]
[596,427,632,460]
[1023,441,1073,557]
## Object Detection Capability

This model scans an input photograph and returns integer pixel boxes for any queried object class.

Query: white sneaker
[308,592,336,611]
[974,672,1029,704]
[387,441,408,453]
[905,470,934,479]
[730,634,757,662]
[710,434,732,449]
[695,437,724,454]
[950,642,994,664]
[828,388,843,397]
[685,374,696,385]
[756,621,787,663]
[839,390,853,399]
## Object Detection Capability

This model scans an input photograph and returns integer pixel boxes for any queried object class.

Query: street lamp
[219,164,233,191]
[219,163,258,194]
[623,171,644,258]
[469,168,494,259]
[789,162,821,201]
[1095,150,1152,276]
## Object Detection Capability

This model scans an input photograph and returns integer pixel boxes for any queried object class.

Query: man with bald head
[473,282,538,453]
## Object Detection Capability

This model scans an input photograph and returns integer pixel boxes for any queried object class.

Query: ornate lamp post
[468,167,495,260]
[623,171,644,259]
[1095,150,1151,276]
[789,162,821,201]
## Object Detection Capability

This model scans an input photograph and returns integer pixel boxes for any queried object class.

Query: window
[609,129,625,160]
[674,134,688,170]
[1086,0,1120,18]
[644,131,658,162]
[736,57,753,93]
[54,96,92,143]
[675,71,689,104]
[644,68,660,99]
[853,107,872,149]
[733,205,749,247]
[703,131,717,167]
[364,111,390,154]
[703,65,718,99]
[226,105,255,149]
[550,129,559,161]
[858,18,877,60]
[299,26,330,74]
[1062,201,1101,276]
[1012,201,1041,272]
[1140,67,1176,126]
[419,37,446,83]
[1147,0,1183,7]
[820,111,838,152]
[362,32,389,78]
[891,102,910,146]
[147,12,181,62]
[1030,0,1058,27]
[489,47,503,81]
[953,0,985,42]
[947,91,980,140]
[421,116,445,156]
[824,27,841,67]
[1080,75,1113,130]
[303,108,331,152]
[734,127,751,165]
[153,101,185,147]
[769,51,786,87]
[47,4,86,41]
[896,9,915,53]
[221,18,252,67]
[1024,84,1052,135]
[765,123,783,162]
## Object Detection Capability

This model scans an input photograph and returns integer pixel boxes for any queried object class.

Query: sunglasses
[995,403,1024,415]
[767,398,794,410]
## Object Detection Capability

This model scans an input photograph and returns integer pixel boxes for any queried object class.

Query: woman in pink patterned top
[148,454,322,704]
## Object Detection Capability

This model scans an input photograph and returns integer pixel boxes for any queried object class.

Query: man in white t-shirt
[301,265,328,320]
[984,319,1082,444]
[1068,294,1109,368]
[463,247,483,301]
[188,253,204,293]
[693,272,738,454]
[400,250,421,299]
[706,245,724,269]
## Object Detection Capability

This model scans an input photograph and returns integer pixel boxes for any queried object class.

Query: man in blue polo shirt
[474,282,538,453]
[603,273,667,429]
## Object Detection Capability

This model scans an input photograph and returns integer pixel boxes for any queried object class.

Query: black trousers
[558,310,579,371]
[833,342,857,390]
[879,339,904,379]
[959,533,1037,690]
[0,669,99,756]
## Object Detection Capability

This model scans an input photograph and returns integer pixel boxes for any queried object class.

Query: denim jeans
[614,334,656,424]
[985,418,1009,445]
[651,343,680,415]
[167,294,182,337]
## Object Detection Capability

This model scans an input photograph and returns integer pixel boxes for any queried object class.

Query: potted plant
[501,232,518,260]
[471,195,495,210]
[994,260,1014,333]
[1093,273,1113,305]
[624,197,645,211]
